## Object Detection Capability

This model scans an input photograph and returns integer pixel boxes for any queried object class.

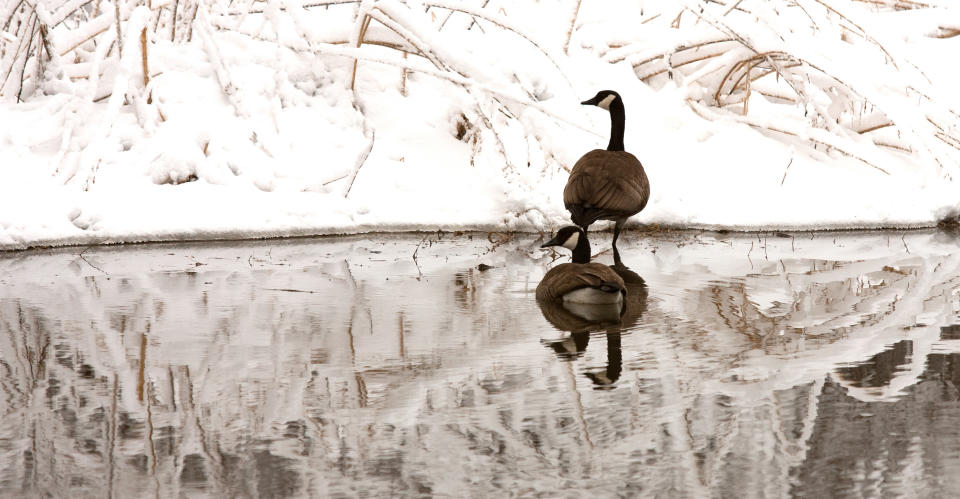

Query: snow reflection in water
[2,230,960,497]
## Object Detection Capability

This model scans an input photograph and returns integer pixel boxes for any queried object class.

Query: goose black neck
[607,98,625,152]
[571,231,591,264]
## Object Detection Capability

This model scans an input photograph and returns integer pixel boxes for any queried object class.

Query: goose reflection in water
[537,252,648,389]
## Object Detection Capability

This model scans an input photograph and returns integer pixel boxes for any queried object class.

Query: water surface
[2,230,960,497]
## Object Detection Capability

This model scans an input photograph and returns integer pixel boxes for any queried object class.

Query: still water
[2,229,960,497]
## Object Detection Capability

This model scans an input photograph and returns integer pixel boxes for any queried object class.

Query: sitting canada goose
[536,226,626,305]
[565,90,650,259]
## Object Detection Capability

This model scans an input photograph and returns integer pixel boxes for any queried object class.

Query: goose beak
[541,235,563,248]
[580,97,598,106]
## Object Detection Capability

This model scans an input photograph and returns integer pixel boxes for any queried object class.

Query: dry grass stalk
[196,7,244,114]
[37,18,54,62]
[811,0,898,68]
[742,65,750,115]
[562,0,582,55]
[140,27,150,88]
[349,13,372,90]
[714,52,800,104]
[179,15,601,139]
[687,99,891,174]
[226,0,359,15]
[683,5,829,119]
[1,12,34,97]
[671,10,683,28]
[423,1,574,89]
[171,0,179,41]
[625,38,734,66]
[638,50,727,81]
[469,131,481,166]
[855,121,894,134]
[343,131,375,198]
[16,15,38,101]
[184,2,199,42]
[204,18,420,56]
[873,140,912,152]
[641,12,662,24]
[2,1,27,32]
[59,24,110,56]
[852,0,931,9]
[113,0,123,55]
[399,51,407,95]
[722,0,747,16]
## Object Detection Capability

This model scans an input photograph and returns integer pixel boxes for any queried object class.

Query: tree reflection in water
[1,231,960,496]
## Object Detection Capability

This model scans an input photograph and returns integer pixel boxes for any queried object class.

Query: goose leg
[612,220,624,262]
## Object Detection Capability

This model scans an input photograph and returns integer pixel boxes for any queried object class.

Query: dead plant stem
[562,0,582,55]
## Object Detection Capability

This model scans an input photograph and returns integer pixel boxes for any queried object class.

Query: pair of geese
[536,90,650,309]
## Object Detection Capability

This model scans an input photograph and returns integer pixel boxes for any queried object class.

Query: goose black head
[581,90,621,110]
[542,226,591,263]
[541,226,584,251]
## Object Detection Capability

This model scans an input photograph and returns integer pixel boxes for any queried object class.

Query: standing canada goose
[564,90,650,259]
[536,226,626,305]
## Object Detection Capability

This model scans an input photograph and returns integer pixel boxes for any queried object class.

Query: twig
[412,235,427,260]
[809,0,898,69]
[780,157,793,185]
[412,235,428,277]
[422,0,575,90]
[722,0,745,16]
[217,26,599,136]
[78,245,108,274]
[0,11,34,95]
[16,15,38,102]
[2,0,27,32]
[344,131,375,198]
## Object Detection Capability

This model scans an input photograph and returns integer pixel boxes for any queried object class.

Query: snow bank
[2,0,960,250]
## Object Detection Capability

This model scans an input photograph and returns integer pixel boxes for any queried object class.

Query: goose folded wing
[564,172,646,215]
[580,265,626,291]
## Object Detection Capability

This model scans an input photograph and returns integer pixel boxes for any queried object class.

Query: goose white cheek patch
[597,94,616,110]
[562,232,579,250]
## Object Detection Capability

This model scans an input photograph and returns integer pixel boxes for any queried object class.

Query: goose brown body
[535,262,626,302]
[565,90,651,257]
[535,226,626,304]
[564,149,650,228]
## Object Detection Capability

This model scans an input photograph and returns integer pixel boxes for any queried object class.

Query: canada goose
[564,90,651,259]
[536,226,626,305]
[538,255,649,389]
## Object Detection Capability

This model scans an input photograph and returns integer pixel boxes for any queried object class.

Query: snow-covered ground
[4,0,960,250]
